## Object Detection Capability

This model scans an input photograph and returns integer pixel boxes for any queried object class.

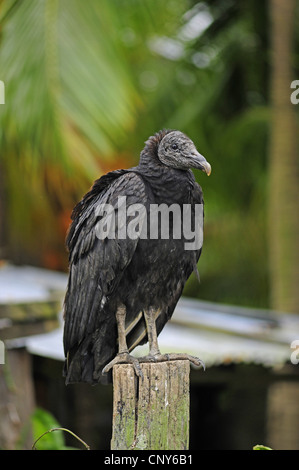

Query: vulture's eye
[171,143,178,150]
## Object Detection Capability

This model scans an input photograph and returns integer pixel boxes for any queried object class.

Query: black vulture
[63,129,211,384]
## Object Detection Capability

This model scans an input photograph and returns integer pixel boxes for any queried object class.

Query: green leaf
[253,444,273,450]
[31,408,65,450]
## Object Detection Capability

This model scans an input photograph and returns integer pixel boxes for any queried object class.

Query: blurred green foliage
[31,407,89,450]
[0,0,298,308]
[31,408,68,450]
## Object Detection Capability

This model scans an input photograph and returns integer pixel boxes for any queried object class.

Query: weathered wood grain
[111,360,190,450]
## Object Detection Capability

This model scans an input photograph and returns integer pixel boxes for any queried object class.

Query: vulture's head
[157,130,211,175]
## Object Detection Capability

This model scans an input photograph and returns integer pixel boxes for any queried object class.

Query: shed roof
[2,264,298,368]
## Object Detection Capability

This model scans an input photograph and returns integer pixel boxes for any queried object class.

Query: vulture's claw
[138,353,205,370]
[102,352,144,379]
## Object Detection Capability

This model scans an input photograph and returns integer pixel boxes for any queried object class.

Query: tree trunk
[268,0,299,313]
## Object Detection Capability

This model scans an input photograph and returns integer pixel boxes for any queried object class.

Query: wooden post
[111,360,190,450]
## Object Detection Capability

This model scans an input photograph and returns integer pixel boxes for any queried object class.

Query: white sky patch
[147,5,213,64]
[179,8,213,41]
[191,51,211,69]
[148,36,185,61]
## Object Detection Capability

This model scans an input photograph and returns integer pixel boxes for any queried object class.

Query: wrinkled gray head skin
[157,130,211,174]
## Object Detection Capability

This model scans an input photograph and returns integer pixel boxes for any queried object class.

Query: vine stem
[32,427,90,450]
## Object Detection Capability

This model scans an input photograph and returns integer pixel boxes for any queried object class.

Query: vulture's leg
[139,307,205,370]
[144,307,161,356]
[102,305,143,378]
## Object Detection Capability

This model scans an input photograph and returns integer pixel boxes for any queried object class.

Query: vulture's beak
[189,151,212,176]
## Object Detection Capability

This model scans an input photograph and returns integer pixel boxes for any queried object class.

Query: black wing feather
[63,171,148,383]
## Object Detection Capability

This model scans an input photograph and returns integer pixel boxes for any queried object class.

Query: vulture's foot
[102,352,143,378]
[139,353,205,370]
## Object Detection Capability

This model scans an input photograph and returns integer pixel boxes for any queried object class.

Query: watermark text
[0,81,4,104]
[94,197,204,250]
[290,340,299,365]
[290,80,299,104]
[0,340,4,364]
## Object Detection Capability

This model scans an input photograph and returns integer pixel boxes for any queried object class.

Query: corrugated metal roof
[135,298,298,368]
[2,265,298,368]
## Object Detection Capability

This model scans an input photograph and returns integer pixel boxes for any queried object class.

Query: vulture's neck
[136,150,195,204]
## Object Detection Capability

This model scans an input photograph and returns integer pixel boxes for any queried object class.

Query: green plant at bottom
[31,408,90,450]
[253,444,272,450]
